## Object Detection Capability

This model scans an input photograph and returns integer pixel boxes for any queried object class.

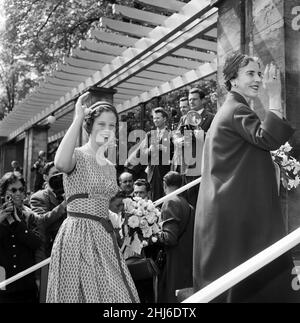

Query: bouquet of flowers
[120,197,161,260]
[271,142,300,191]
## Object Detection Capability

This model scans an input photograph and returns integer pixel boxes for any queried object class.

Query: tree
[0,0,133,119]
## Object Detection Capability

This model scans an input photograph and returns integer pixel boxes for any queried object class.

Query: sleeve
[11,214,42,250]
[158,199,182,247]
[233,106,295,151]
[30,193,66,228]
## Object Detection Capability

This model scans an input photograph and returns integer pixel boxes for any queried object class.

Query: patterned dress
[46,148,139,303]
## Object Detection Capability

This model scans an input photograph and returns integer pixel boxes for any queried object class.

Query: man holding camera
[30,161,67,302]
[30,162,67,260]
[181,88,214,208]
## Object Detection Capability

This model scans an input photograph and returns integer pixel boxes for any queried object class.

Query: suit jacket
[140,128,174,201]
[0,205,41,294]
[158,195,195,302]
[30,187,67,261]
[193,91,299,302]
[177,109,214,178]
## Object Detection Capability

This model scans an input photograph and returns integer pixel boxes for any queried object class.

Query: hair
[179,96,188,103]
[38,150,46,158]
[83,101,119,135]
[110,190,128,203]
[11,160,19,167]
[43,161,55,175]
[118,172,133,186]
[134,178,151,192]
[163,171,182,188]
[223,52,260,91]
[153,107,169,119]
[0,172,26,197]
[188,88,205,100]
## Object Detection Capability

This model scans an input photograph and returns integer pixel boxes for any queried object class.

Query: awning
[0,0,218,141]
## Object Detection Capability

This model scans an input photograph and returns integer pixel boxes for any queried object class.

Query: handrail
[0,176,202,289]
[183,226,300,303]
[0,258,50,290]
[154,176,202,206]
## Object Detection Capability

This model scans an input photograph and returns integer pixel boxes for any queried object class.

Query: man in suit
[157,171,195,302]
[118,172,134,197]
[133,178,151,201]
[140,107,174,202]
[30,161,67,302]
[181,88,214,208]
[171,97,190,174]
[31,150,47,192]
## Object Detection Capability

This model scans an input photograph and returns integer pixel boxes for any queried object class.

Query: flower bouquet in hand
[120,197,161,260]
[271,142,300,191]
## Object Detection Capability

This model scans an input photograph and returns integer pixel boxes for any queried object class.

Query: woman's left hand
[263,63,281,98]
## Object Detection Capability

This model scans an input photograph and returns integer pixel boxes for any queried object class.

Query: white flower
[151,223,160,234]
[151,236,158,243]
[146,202,156,212]
[293,163,300,175]
[140,219,148,229]
[108,210,123,229]
[293,176,300,188]
[128,215,140,228]
[123,198,135,214]
[145,213,156,224]
[283,142,292,152]
[136,209,143,217]
[142,226,152,238]
[142,240,148,247]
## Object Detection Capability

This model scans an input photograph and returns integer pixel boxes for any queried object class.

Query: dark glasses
[9,187,25,193]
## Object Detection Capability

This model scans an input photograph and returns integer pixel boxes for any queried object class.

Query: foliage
[0,0,133,118]
[271,142,300,191]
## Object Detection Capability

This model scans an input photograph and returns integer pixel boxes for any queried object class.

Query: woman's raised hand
[263,62,283,117]
[74,92,90,121]
[263,62,282,98]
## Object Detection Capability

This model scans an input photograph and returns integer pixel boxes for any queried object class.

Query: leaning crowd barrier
[0,176,202,290]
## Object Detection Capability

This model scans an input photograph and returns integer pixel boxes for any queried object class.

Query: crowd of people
[0,52,299,303]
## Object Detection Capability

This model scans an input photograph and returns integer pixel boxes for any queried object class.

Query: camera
[49,173,64,197]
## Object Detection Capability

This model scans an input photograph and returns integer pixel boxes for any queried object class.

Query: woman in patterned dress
[46,93,139,303]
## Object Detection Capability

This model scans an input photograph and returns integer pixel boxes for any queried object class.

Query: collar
[229,91,250,107]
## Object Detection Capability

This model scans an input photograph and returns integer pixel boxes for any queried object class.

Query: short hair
[223,52,260,91]
[163,171,182,188]
[110,190,128,203]
[188,88,205,100]
[134,179,151,192]
[43,161,55,175]
[153,107,168,119]
[0,172,26,197]
[11,160,19,167]
[118,171,133,185]
[179,96,188,103]
[38,150,46,158]
[83,101,119,135]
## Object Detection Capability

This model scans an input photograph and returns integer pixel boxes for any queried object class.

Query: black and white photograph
[0,0,300,309]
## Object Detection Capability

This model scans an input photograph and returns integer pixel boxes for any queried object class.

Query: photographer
[0,172,42,303]
[30,162,67,302]
[30,162,67,261]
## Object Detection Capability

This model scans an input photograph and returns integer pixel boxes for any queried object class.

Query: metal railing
[2,174,299,304]
[183,226,300,302]
[0,176,202,290]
